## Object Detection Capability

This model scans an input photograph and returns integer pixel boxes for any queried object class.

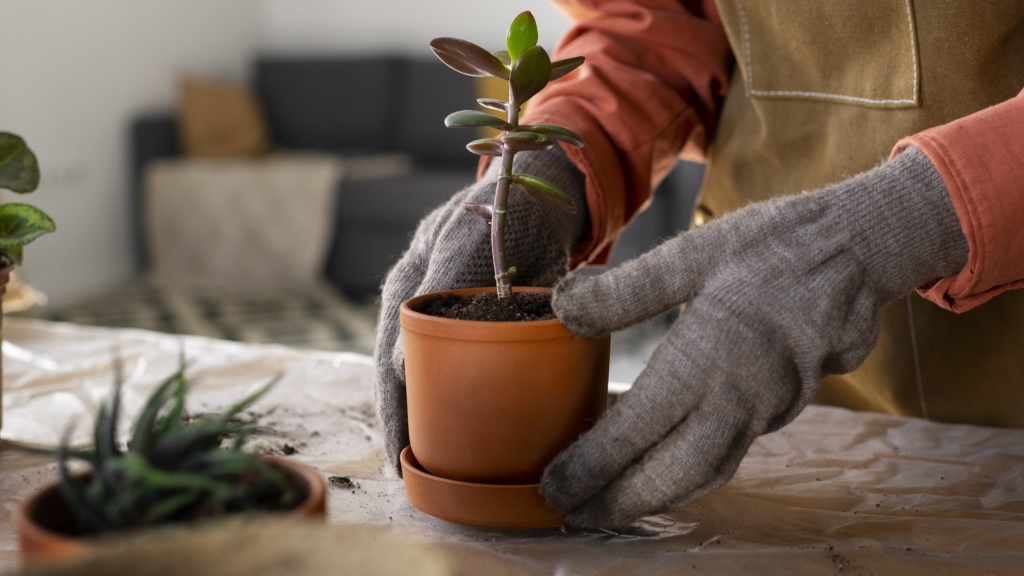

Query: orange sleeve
[892,89,1024,312]
[481,0,733,266]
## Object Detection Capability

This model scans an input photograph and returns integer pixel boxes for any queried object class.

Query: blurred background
[1,0,702,381]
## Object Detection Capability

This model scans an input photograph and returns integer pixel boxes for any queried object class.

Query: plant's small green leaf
[0,133,26,166]
[0,133,40,193]
[511,173,578,214]
[493,50,512,67]
[502,131,554,153]
[463,204,494,225]
[445,110,512,131]
[57,426,113,532]
[477,98,509,113]
[131,367,186,456]
[466,138,503,156]
[0,203,55,249]
[220,373,281,422]
[0,246,22,265]
[507,11,538,62]
[429,37,509,79]
[509,46,551,104]
[550,56,585,81]
[519,124,584,147]
[145,489,203,523]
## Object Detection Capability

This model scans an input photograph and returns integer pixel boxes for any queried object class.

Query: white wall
[0,0,262,307]
[258,0,572,57]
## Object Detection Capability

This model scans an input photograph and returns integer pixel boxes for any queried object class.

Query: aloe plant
[0,132,55,264]
[45,361,298,536]
[431,11,585,300]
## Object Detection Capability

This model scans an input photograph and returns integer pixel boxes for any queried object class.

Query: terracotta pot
[17,456,326,565]
[0,257,13,432]
[400,286,610,485]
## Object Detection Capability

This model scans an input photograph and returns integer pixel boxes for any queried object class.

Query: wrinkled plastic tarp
[2,319,1024,575]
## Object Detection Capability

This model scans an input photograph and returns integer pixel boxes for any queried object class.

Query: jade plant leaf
[0,132,40,193]
[493,50,512,67]
[463,203,494,224]
[519,124,584,147]
[477,98,509,113]
[430,37,510,79]
[506,11,538,62]
[511,173,577,213]
[509,46,551,104]
[445,110,513,131]
[502,131,554,153]
[550,56,585,81]
[0,203,56,249]
[466,138,504,156]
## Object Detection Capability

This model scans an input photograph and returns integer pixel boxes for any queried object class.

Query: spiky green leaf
[507,11,538,62]
[550,56,585,81]
[511,173,578,214]
[444,110,512,131]
[509,46,551,104]
[466,138,503,157]
[0,133,40,193]
[519,124,584,147]
[429,37,509,79]
[0,203,55,249]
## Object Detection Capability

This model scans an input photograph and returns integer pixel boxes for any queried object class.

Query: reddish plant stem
[492,95,520,300]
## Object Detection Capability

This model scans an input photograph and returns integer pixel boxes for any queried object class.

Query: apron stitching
[734,0,919,105]
[905,296,929,420]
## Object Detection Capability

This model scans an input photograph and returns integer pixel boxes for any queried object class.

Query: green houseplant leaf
[0,203,56,249]
[519,124,584,147]
[445,110,513,131]
[506,11,539,62]
[0,132,40,193]
[550,56,585,81]
[477,98,509,113]
[511,173,577,214]
[509,46,551,104]
[502,131,554,153]
[493,50,512,67]
[466,138,504,156]
[430,37,510,79]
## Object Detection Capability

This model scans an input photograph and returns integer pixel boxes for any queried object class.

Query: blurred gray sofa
[130,56,702,299]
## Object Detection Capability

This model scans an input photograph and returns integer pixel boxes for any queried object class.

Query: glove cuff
[827,146,969,302]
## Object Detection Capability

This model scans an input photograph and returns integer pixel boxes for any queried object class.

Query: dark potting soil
[418,291,555,322]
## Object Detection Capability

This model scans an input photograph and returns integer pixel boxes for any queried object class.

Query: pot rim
[400,286,577,342]
[17,455,325,553]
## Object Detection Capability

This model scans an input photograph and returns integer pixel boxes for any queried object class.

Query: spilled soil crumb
[418,292,554,322]
[328,476,359,490]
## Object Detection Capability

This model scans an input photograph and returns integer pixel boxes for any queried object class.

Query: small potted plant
[16,361,326,564]
[0,131,56,431]
[398,12,610,528]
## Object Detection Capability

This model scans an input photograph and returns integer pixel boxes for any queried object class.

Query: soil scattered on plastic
[418,291,555,322]
[329,476,359,490]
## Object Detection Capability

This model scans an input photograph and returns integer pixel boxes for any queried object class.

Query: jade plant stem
[492,97,520,301]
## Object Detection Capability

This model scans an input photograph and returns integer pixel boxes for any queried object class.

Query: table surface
[2,318,1023,575]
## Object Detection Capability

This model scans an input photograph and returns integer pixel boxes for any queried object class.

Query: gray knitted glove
[542,146,969,528]
[375,146,587,473]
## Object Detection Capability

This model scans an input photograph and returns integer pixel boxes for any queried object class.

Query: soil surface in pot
[418,292,555,322]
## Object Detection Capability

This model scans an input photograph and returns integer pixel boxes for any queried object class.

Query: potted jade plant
[16,362,326,564]
[0,132,55,431]
[398,12,610,529]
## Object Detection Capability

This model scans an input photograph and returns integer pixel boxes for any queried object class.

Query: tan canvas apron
[702,0,1024,427]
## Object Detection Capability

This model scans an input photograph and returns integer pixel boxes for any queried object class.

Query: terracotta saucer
[400,446,564,529]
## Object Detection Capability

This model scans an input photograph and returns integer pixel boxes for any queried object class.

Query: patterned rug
[43,284,378,354]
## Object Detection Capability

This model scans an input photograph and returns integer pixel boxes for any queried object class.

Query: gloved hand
[541,146,969,528]
[375,146,588,473]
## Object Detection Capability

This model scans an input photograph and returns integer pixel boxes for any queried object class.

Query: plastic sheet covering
[2,318,1024,575]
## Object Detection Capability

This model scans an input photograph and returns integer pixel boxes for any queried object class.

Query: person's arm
[492,0,734,266]
[893,88,1024,312]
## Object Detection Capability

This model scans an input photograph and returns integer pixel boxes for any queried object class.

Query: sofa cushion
[396,60,479,168]
[256,57,401,152]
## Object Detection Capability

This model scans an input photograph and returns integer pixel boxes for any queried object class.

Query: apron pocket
[728,0,921,109]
